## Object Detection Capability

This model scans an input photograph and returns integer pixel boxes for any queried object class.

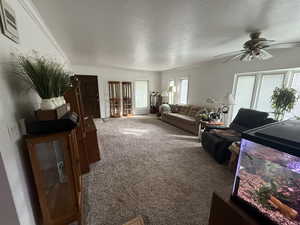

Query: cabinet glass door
[34,138,77,221]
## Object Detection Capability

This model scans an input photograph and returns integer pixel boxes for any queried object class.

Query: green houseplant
[271,87,298,121]
[16,55,71,110]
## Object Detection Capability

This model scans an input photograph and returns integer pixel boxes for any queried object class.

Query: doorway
[134,80,149,115]
[75,75,101,118]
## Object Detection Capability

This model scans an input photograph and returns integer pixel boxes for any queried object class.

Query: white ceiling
[31,0,300,71]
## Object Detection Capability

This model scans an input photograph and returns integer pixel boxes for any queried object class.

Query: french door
[134,80,149,115]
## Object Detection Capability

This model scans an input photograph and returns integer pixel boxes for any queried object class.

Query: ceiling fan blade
[214,50,246,59]
[265,42,300,49]
[254,40,275,48]
[240,53,252,61]
[259,49,273,60]
[222,52,246,63]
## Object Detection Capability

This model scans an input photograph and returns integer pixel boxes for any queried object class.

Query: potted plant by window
[271,87,298,121]
[16,55,71,110]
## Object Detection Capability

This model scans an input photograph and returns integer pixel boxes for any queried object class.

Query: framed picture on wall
[0,0,19,43]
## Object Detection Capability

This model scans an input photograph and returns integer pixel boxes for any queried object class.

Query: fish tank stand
[209,192,262,225]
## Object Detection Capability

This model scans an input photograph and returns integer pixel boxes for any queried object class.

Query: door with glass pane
[134,80,149,114]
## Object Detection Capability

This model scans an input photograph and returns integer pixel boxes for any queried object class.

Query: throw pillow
[170,104,179,113]
[188,106,201,117]
[177,105,185,114]
[182,105,191,115]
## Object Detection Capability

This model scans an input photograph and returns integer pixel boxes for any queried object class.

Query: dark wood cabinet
[75,75,101,118]
[64,77,101,171]
[64,79,90,174]
[85,117,101,163]
[27,76,100,225]
[25,131,81,225]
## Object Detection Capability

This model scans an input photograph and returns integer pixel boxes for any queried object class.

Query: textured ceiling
[32,0,300,71]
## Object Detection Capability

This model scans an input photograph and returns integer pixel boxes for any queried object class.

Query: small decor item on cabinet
[15,54,71,110]
[0,0,19,43]
[25,131,81,225]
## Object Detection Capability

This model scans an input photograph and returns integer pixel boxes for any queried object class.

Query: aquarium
[232,120,300,225]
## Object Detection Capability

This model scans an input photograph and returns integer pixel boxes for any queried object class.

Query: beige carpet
[83,116,234,225]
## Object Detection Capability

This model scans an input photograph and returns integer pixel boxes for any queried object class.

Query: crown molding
[16,0,70,63]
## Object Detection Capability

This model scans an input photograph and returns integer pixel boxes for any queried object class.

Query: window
[233,69,300,120]
[232,75,256,118]
[256,74,284,114]
[179,79,189,104]
[285,73,300,119]
[168,80,175,104]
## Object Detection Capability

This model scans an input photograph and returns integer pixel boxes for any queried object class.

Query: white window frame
[231,67,300,121]
[168,79,176,104]
[178,78,189,104]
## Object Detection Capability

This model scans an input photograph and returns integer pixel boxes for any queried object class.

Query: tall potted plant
[16,55,71,110]
[271,87,298,121]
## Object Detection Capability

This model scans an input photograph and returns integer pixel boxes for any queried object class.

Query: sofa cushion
[178,105,191,115]
[188,106,205,117]
[167,113,196,124]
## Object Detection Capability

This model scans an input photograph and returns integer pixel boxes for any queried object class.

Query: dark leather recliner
[201,108,276,164]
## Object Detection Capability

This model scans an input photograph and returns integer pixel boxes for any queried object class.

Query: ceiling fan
[215,32,300,62]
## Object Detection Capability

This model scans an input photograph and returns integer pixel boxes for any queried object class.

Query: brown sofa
[161,104,210,135]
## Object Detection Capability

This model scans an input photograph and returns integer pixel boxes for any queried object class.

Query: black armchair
[201,108,276,164]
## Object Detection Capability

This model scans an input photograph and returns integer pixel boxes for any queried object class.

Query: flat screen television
[232,120,300,225]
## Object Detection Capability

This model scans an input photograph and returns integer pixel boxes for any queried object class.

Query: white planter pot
[40,98,56,110]
[51,97,60,107]
[56,96,66,106]
[60,96,66,105]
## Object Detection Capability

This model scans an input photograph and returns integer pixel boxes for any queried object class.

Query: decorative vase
[40,98,56,110]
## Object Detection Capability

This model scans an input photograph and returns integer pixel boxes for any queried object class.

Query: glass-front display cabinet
[26,131,81,225]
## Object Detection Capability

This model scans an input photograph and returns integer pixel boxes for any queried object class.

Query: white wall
[161,48,300,105]
[72,64,161,117]
[0,1,68,225]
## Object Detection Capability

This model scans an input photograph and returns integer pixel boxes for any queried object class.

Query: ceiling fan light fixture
[215,31,300,63]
